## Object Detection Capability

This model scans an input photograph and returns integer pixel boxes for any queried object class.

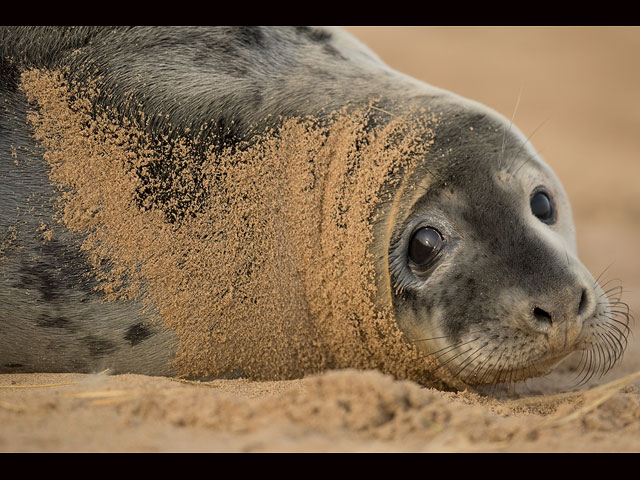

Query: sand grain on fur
[21,69,449,384]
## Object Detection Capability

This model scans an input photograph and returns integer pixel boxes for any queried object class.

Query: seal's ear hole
[530,190,555,224]
[408,227,443,267]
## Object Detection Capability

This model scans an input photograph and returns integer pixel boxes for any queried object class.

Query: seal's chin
[455,348,577,387]
[439,306,630,388]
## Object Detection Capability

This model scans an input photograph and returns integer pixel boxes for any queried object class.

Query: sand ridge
[2,369,640,452]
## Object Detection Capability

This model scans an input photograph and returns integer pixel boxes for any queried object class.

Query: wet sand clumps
[21,69,443,384]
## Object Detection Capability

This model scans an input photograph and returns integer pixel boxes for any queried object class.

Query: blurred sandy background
[2,27,639,452]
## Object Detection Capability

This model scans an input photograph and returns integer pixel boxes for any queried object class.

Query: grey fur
[0,26,626,384]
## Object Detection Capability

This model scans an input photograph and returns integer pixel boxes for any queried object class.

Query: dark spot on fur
[398,286,417,303]
[124,322,153,346]
[441,294,452,310]
[4,363,23,368]
[84,336,117,358]
[323,44,346,60]
[192,42,248,76]
[295,26,331,43]
[15,238,98,301]
[17,261,58,301]
[418,294,435,315]
[250,90,263,110]
[36,313,74,329]
[236,26,264,48]
[466,277,476,296]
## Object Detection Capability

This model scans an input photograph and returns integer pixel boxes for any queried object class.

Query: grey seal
[0,26,629,388]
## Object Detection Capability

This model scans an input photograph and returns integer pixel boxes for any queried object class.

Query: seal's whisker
[476,356,501,388]
[604,309,632,326]
[490,344,514,390]
[600,289,623,303]
[608,299,631,310]
[409,335,450,343]
[468,338,508,385]
[404,320,464,345]
[599,322,628,354]
[596,339,611,377]
[593,262,615,287]
[608,309,634,325]
[410,330,485,344]
[607,287,632,298]
[575,346,596,387]
[583,345,603,385]
[601,313,632,334]
[596,338,611,377]
[600,321,629,352]
[512,116,551,176]
[598,297,630,313]
[497,347,517,387]
[450,342,489,380]
[449,349,482,380]
[434,345,477,370]
[600,282,624,297]
[604,302,631,314]
[597,277,622,291]
[603,331,623,370]
[414,343,459,362]
[421,337,483,378]
[414,337,476,363]
[498,86,523,170]
[606,307,632,320]
[594,331,616,374]
[574,349,589,383]
[600,322,631,351]
[481,345,506,389]
[503,363,515,389]
[606,294,633,306]
[607,302,633,321]
[369,104,400,119]
[576,348,598,387]
[602,295,623,306]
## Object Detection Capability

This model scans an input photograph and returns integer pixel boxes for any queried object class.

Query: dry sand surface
[2,26,640,452]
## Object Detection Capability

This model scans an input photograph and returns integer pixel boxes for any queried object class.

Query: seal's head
[384,96,630,387]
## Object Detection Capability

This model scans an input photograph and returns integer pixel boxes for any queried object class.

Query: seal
[0,26,630,388]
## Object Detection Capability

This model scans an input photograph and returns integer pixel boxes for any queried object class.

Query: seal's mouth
[414,282,632,388]
[438,342,578,387]
[469,351,573,386]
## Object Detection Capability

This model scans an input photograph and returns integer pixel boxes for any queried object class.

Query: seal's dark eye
[409,227,443,267]
[530,191,555,224]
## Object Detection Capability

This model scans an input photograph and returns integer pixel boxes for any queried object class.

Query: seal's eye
[530,190,555,224]
[409,227,443,267]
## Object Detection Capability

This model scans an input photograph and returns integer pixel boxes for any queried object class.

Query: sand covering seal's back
[21,69,445,382]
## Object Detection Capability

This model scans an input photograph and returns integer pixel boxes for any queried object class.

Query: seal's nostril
[578,288,588,316]
[533,307,553,325]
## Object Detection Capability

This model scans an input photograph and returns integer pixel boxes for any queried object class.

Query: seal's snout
[530,287,593,327]
[526,285,595,348]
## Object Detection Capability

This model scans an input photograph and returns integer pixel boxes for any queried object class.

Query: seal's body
[0,27,628,387]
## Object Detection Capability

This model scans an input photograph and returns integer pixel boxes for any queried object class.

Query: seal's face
[388,100,630,386]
